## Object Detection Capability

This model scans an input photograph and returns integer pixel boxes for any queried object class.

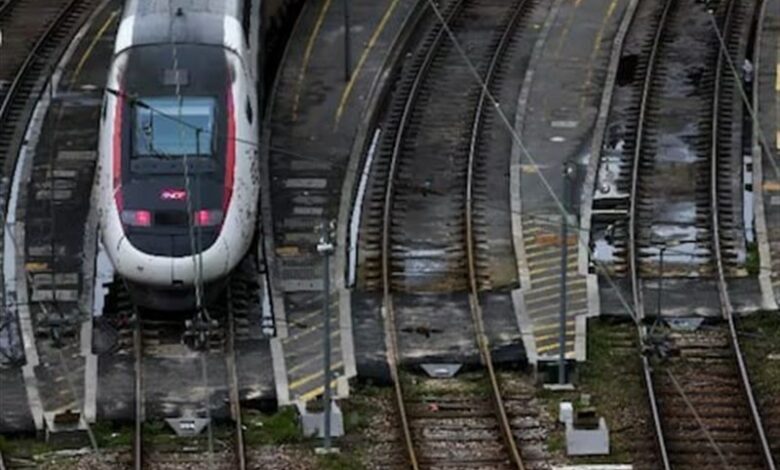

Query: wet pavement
[0,0,117,433]
[263,0,418,404]
[514,0,631,361]
[757,0,780,306]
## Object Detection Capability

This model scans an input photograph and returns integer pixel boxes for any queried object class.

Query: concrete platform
[513,0,632,362]
[0,0,120,434]
[262,0,419,404]
[756,0,780,307]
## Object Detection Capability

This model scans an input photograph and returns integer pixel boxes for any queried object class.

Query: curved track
[624,0,776,467]
[0,0,93,181]
[377,0,533,467]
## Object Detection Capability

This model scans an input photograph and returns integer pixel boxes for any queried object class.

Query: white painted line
[2,0,115,431]
[270,338,291,405]
[260,269,275,337]
[348,128,381,287]
[550,120,578,128]
[293,206,324,216]
[284,178,328,189]
[338,287,356,382]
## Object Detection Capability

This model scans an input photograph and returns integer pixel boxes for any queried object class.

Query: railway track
[0,0,94,184]
[618,0,776,467]
[0,0,76,96]
[368,0,545,467]
[122,278,250,470]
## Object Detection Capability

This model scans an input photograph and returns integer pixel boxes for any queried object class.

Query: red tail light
[121,210,152,227]
[194,209,223,227]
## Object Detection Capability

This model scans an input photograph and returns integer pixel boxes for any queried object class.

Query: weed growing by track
[739,312,780,397]
[243,407,303,445]
[540,319,650,464]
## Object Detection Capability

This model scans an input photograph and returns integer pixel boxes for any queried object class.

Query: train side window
[245,97,253,124]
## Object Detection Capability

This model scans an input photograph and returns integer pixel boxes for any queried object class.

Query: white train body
[97,0,261,309]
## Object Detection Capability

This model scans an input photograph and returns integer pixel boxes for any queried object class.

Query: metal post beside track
[318,222,335,450]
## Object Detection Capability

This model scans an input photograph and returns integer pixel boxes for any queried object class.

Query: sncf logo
[160,189,187,201]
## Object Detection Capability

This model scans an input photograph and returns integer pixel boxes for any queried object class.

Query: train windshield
[133,96,215,158]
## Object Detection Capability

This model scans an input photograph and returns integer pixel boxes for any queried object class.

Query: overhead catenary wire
[421,0,752,464]
[167,9,215,467]
[100,1,769,464]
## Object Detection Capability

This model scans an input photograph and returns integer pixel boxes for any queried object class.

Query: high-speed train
[98,0,261,310]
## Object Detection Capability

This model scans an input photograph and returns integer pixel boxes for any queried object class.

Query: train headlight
[121,210,152,227]
[194,210,223,227]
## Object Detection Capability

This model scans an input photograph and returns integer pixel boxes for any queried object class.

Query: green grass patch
[402,371,490,399]
[739,312,780,397]
[0,437,59,458]
[91,421,133,448]
[540,320,643,464]
[243,407,303,445]
[317,451,366,470]
[746,242,760,276]
[574,321,640,463]
[341,385,385,435]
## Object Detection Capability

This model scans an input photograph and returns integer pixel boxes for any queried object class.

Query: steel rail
[0,0,19,22]
[627,0,675,468]
[0,0,81,171]
[225,285,247,470]
[133,310,144,470]
[464,1,529,468]
[710,0,776,467]
[380,2,466,468]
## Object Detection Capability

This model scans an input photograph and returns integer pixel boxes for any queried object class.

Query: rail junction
[0,0,779,468]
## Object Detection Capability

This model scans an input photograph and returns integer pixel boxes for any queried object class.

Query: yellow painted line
[527,278,586,295]
[530,272,584,285]
[535,331,576,342]
[534,307,588,318]
[285,306,338,331]
[553,0,582,60]
[282,325,339,346]
[334,0,401,128]
[534,321,576,333]
[25,262,49,272]
[763,181,780,191]
[580,0,619,109]
[291,0,334,121]
[525,288,588,306]
[776,64,780,91]
[289,361,343,390]
[71,10,120,84]
[529,304,588,319]
[287,345,343,376]
[537,342,573,353]
[298,379,339,402]
[528,260,579,274]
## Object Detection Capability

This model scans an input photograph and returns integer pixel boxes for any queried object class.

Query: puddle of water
[593,237,617,264]
[654,200,699,226]
[655,132,698,164]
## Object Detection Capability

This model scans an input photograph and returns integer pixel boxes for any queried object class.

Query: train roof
[115,0,247,54]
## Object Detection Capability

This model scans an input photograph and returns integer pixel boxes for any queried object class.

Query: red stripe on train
[224,84,235,214]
